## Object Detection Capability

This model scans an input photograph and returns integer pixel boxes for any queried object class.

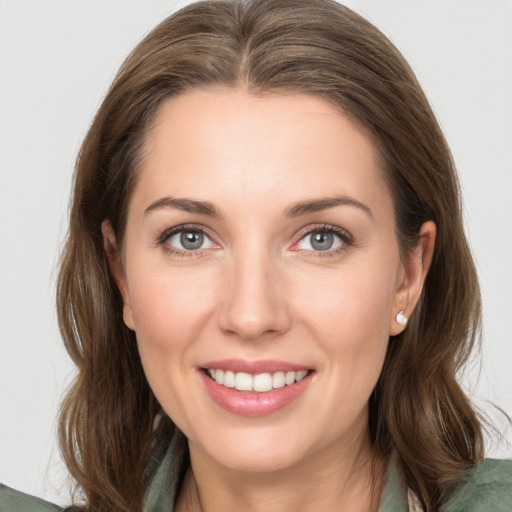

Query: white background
[1,0,511,506]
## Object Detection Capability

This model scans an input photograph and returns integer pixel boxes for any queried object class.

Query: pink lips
[202,359,310,374]
[200,359,314,417]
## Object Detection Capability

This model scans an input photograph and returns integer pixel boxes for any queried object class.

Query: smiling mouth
[204,368,313,393]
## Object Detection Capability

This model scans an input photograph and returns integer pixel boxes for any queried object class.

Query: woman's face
[108,88,427,473]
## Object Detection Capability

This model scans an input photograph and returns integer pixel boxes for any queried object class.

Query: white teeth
[235,372,253,391]
[296,370,308,382]
[253,373,273,392]
[223,370,235,388]
[285,371,296,385]
[207,368,310,392]
[272,371,286,389]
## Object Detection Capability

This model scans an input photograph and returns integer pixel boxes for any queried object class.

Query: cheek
[126,266,221,426]
[294,259,395,400]
[126,264,218,375]
[297,258,397,343]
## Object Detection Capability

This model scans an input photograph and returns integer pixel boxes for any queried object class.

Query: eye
[295,226,350,252]
[164,227,216,252]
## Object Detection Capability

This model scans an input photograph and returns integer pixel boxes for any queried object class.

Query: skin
[103,88,435,512]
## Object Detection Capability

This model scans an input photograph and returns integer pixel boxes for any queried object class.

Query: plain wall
[1,0,511,505]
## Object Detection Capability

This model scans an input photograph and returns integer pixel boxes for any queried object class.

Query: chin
[211,446,306,474]
[188,424,312,473]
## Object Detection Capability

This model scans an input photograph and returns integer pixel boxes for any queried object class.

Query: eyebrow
[144,197,222,218]
[144,194,373,220]
[285,195,374,220]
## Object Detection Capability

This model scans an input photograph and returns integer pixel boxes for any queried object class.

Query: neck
[175,432,386,512]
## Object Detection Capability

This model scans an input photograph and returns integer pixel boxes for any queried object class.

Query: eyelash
[292,223,353,258]
[157,224,217,258]
[156,223,353,258]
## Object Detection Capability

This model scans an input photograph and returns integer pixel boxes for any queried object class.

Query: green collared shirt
[2,434,511,511]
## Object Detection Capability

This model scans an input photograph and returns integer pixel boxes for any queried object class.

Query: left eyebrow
[284,195,374,220]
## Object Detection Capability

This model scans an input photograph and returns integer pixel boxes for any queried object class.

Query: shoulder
[0,483,63,511]
[442,458,512,512]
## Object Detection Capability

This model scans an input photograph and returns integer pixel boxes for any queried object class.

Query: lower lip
[200,370,313,417]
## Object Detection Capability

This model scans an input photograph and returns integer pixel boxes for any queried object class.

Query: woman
[1,0,510,511]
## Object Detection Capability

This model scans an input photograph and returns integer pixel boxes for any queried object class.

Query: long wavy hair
[57,1,484,510]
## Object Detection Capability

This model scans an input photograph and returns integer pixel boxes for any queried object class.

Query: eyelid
[157,223,220,255]
[290,223,353,253]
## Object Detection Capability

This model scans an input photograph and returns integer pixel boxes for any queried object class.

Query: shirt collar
[143,430,188,512]
[377,451,410,512]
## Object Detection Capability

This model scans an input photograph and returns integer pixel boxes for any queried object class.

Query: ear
[101,220,135,331]
[389,221,436,335]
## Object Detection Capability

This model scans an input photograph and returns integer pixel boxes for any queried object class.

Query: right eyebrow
[144,197,223,218]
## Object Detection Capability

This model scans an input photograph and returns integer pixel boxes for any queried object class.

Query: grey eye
[310,231,334,251]
[181,231,204,250]
[167,230,215,251]
[298,230,342,252]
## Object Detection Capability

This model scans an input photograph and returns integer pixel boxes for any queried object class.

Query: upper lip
[201,359,311,374]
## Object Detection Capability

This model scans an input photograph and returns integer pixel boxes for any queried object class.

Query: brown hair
[57,1,483,510]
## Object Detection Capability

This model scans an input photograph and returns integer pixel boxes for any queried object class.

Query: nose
[217,249,291,341]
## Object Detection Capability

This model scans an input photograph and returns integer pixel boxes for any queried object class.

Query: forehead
[133,87,391,217]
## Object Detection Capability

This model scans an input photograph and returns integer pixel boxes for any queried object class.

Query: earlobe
[390,221,436,335]
[101,220,135,331]
[123,304,135,331]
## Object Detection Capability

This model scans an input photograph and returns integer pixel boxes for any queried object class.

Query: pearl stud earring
[396,310,408,326]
